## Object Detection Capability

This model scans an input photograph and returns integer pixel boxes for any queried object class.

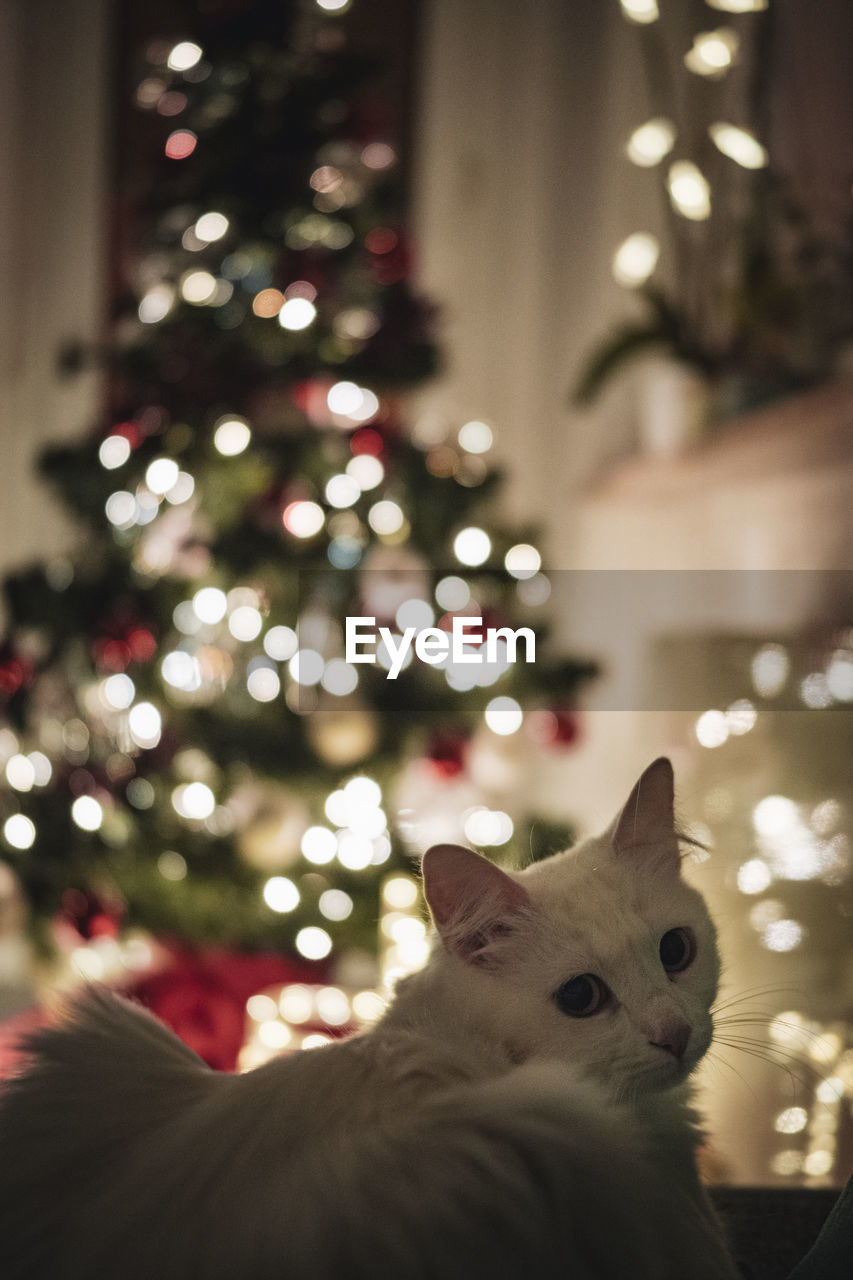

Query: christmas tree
[0,0,592,1055]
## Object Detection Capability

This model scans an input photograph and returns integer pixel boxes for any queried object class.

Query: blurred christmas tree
[0,0,593,1001]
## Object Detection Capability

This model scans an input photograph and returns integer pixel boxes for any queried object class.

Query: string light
[278,298,317,330]
[128,702,162,749]
[695,710,728,748]
[484,696,523,736]
[319,890,353,921]
[295,927,333,960]
[736,859,772,894]
[288,650,324,686]
[279,985,314,1023]
[368,500,404,536]
[228,606,263,641]
[668,161,711,220]
[105,491,137,529]
[619,0,659,21]
[320,659,359,696]
[612,232,660,287]
[71,796,104,832]
[775,1106,808,1135]
[6,754,36,792]
[709,123,768,169]
[161,651,202,691]
[263,626,298,661]
[145,458,180,495]
[167,41,203,72]
[346,455,383,489]
[707,0,767,8]
[626,118,676,167]
[453,527,491,566]
[761,919,805,952]
[98,435,132,469]
[165,472,195,504]
[138,285,174,324]
[751,643,789,696]
[726,699,757,735]
[504,544,541,579]
[27,752,52,786]
[283,501,325,538]
[325,474,360,508]
[213,416,251,456]
[263,876,300,912]
[3,814,36,850]
[247,666,281,702]
[337,833,374,870]
[685,29,738,77]
[826,651,853,701]
[158,851,187,881]
[194,212,229,242]
[180,270,217,304]
[396,599,434,631]
[327,382,379,423]
[259,1021,292,1050]
[172,782,216,820]
[165,130,197,160]
[517,573,550,606]
[301,826,338,864]
[435,576,470,611]
[457,421,493,454]
[463,808,514,846]
[380,873,427,988]
[193,587,228,624]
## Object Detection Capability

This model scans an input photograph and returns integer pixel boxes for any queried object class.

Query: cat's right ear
[421,844,531,967]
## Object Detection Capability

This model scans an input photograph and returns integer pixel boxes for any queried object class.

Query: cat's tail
[0,986,220,1278]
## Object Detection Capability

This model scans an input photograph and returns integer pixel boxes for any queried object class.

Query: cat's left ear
[422,844,531,967]
[610,757,678,863]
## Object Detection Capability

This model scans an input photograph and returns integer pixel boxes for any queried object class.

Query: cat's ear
[421,844,531,966]
[610,757,678,860]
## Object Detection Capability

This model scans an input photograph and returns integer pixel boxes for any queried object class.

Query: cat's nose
[649,1019,691,1060]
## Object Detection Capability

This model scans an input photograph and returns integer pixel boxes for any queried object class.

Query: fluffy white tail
[0,988,220,1278]
[0,989,738,1279]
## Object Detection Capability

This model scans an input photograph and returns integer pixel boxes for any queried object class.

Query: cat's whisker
[704,1047,761,1103]
[711,1037,815,1096]
[715,1015,838,1061]
[710,985,804,1016]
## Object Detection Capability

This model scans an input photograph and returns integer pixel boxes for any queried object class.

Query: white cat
[0,758,739,1279]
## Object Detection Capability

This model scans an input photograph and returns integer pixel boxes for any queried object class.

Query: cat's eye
[659,927,695,974]
[554,974,609,1018]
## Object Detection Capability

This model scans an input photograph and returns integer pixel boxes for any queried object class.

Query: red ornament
[0,643,34,699]
[129,947,323,1072]
[425,727,468,779]
[58,887,125,941]
[527,707,581,751]
[350,427,383,456]
[93,612,157,672]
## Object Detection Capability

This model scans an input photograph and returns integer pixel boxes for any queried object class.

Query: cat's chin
[637,1050,698,1091]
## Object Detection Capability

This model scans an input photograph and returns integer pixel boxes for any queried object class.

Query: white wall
[0,0,109,581]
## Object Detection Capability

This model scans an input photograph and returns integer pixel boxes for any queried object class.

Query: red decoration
[129,947,323,1071]
[527,707,582,751]
[57,887,125,942]
[425,727,468,779]
[350,427,384,456]
[365,227,398,256]
[92,612,157,672]
[0,643,34,699]
[107,420,142,449]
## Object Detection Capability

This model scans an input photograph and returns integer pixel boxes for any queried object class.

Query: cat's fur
[0,758,738,1278]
